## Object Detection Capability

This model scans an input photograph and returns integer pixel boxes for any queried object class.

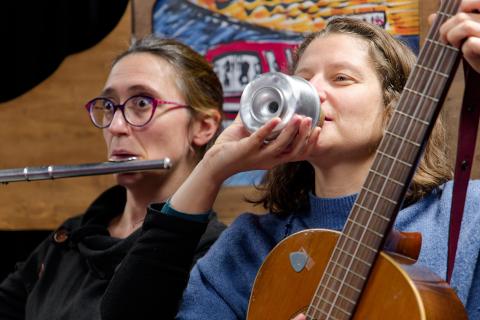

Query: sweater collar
[69,185,140,279]
[81,185,127,227]
[302,192,357,231]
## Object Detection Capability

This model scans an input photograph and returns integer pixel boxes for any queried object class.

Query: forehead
[296,33,373,72]
[103,52,181,98]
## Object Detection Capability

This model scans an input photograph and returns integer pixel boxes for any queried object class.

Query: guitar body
[247,229,467,319]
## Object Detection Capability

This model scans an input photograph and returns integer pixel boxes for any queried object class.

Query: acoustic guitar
[247,1,468,319]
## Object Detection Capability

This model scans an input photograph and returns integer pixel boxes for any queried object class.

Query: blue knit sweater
[177,181,480,319]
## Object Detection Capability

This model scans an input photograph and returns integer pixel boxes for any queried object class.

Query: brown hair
[113,36,223,158]
[254,17,451,214]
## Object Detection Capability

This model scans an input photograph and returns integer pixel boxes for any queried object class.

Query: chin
[115,170,168,188]
[115,172,144,187]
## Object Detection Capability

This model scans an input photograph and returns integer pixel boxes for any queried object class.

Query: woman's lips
[109,151,139,161]
[109,156,138,162]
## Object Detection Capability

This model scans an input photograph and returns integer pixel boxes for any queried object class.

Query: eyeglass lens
[90,96,155,127]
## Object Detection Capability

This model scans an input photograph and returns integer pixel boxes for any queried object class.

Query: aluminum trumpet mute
[240,72,324,140]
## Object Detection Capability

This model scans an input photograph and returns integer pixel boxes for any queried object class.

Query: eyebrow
[329,61,364,73]
[100,84,160,98]
[295,61,365,78]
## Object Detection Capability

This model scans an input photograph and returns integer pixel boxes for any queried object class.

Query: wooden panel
[131,0,155,41]
[0,0,477,231]
[0,2,260,230]
[0,9,132,230]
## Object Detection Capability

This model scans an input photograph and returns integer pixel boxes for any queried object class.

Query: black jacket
[0,186,225,320]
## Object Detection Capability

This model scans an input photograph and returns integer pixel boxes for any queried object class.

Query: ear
[191,111,221,147]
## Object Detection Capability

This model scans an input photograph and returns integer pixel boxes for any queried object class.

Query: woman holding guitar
[172,3,480,319]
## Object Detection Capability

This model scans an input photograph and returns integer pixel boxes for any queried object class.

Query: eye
[133,96,153,108]
[332,73,356,86]
[102,99,115,111]
[334,74,350,81]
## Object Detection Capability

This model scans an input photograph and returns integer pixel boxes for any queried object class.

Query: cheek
[340,99,385,140]
[142,119,190,151]
[364,106,386,143]
[359,88,385,124]
[102,130,111,147]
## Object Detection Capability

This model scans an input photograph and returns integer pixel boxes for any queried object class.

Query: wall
[0,7,131,229]
[0,0,478,230]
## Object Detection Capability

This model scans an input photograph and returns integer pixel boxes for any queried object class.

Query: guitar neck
[307,2,462,319]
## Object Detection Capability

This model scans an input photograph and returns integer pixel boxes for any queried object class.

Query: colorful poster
[152,0,419,185]
[153,0,418,121]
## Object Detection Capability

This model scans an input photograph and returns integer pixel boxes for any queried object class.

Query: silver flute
[0,157,171,184]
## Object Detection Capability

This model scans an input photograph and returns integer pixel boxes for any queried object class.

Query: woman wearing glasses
[0,37,225,319]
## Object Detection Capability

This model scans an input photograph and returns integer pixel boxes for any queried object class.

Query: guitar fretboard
[307,2,462,319]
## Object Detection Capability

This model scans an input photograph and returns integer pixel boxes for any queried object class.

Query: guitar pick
[289,251,309,273]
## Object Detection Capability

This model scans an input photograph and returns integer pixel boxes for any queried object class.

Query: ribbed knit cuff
[160,200,211,223]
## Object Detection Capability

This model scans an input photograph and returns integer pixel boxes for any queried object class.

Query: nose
[308,77,327,104]
[107,109,129,135]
